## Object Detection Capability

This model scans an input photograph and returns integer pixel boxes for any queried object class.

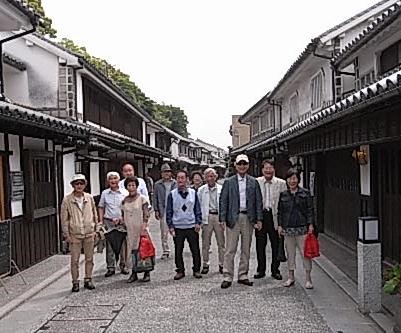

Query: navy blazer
[219,174,263,228]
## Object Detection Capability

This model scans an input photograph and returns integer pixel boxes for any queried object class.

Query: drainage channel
[34,304,124,333]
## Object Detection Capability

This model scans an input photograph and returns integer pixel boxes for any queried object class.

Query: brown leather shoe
[174,272,185,280]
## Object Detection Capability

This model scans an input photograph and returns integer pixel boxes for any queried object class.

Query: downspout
[0,26,37,100]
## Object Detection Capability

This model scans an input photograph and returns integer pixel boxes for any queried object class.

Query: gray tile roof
[333,1,401,66]
[275,69,401,141]
[318,0,396,38]
[0,101,87,136]
[269,39,319,98]
[5,0,39,25]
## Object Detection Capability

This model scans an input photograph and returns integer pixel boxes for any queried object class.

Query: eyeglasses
[237,161,249,166]
[74,182,86,186]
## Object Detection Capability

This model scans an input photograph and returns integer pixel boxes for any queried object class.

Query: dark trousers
[255,210,282,275]
[174,228,201,274]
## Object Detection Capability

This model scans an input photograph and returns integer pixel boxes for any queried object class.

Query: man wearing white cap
[219,154,263,289]
[153,163,177,259]
[98,171,129,277]
[61,174,100,292]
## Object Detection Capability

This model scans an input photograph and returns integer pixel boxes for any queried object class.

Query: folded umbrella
[105,229,126,260]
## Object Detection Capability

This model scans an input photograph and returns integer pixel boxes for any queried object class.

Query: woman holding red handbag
[121,176,151,283]
[277,168,315,290]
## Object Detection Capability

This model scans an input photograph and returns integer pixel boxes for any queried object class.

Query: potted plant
[384,265,401,333]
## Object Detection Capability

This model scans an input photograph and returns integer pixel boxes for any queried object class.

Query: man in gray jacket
[219,154,263,289]
[153,163,177,259]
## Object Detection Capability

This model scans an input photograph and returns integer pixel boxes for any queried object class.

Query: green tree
[26,0,57,37]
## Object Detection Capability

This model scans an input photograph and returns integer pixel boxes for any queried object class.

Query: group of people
[60,154,315,293]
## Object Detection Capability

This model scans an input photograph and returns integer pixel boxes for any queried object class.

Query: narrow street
[0,213,381,333]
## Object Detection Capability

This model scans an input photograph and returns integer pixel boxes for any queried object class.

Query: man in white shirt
[99,172,129,277]
[255,159,287,280]
[119,163,149,198]
[198,168,224,274]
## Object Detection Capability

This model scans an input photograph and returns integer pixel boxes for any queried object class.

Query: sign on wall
[10,171,24,201]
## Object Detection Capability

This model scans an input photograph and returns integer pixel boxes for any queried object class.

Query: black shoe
[193,272,202,279]
[84,280,95,290]
[127,272,138,283]
[219,265,223,274]
[254,272,266,279]
[271,272,283,280]
[120,267,129,275]
[238,279,253,286]
[201,266,209,274]
[104,269,115,277]
[221,281,232,289]
[174,272,185,280]
[142,272,150,283]
[71,282,79,292]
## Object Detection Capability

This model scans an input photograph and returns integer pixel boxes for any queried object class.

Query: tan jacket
[61,192,99,238]
[256,176,287,228]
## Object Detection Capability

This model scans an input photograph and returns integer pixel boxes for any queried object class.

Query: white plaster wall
[142,122,147,144]
[150,133,156,148]
[171,141,179,158]
[277,58,332,129]
[0,133,4,150]
[8,134,23,217]
[63,153,75,196]
[3,37,59,108]
[3,67,30,105]
[90,162,100,196]
[76,71,84,122]
[23,137,45,150]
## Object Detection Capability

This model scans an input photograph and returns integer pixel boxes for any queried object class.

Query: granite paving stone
[30,214,332,333]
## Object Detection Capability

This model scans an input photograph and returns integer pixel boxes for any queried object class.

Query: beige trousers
[202,214,225,267]
[223,213,254,281]
[160,215,170,254]
[70,235,95,282]
[284,234,312,271]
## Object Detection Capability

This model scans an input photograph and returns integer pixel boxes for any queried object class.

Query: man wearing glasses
[219,154,263,289]
[61,174,100,292]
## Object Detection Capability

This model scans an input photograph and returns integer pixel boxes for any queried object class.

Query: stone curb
[0,256,83,321]
[314,253,395,333]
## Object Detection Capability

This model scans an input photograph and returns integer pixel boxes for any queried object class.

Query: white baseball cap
[70,174,87,185]
[235,154,249,164]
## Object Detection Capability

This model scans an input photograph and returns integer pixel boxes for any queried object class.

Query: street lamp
[358,216,379,244]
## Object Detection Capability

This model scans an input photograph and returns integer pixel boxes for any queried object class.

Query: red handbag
[139,233,156,259]
[304,232,320,259]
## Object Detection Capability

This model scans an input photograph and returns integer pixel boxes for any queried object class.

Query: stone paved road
[30,216,332,333]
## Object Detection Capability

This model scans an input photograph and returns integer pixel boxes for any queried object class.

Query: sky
[42,0,382,149]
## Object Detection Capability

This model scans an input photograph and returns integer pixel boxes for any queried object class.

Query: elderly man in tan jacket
[61,174,100,292]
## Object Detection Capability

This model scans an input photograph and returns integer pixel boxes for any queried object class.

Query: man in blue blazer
[219,154,263,288]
